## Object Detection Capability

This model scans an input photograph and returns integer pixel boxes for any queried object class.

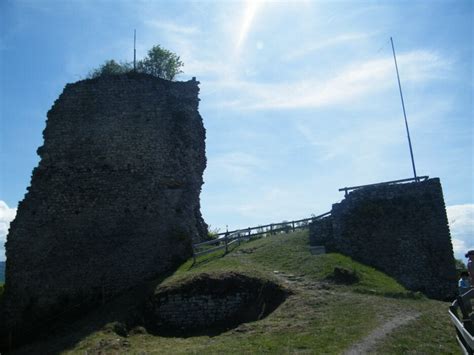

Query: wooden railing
[338,176,429,196]
[192,211,331,262]
[449,288,474,354]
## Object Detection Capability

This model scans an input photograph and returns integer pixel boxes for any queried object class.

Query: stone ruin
[310,178,458,300]
[2,73,207,340]
[144,272,289,336]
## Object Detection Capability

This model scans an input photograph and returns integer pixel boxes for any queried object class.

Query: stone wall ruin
[310,178,457,300]
[3,73,207,338]
[144,272,289,335]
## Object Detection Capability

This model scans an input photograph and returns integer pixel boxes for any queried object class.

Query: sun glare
[236,0,263,51]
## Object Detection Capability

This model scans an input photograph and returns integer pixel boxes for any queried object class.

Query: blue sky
[0,0,472,262]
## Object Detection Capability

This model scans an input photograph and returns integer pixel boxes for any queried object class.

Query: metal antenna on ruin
[133,29,137,71]
[390,37,418,182]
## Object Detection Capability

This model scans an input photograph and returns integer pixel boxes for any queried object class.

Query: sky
[0,0,472,262]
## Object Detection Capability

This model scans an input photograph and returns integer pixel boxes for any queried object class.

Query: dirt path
[271,270,421,355]
[236,257,422,355]
[344,312,420,354]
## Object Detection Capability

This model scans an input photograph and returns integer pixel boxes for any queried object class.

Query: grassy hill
[14,230,459,354]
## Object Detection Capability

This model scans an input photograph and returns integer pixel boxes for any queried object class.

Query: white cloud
[144,20,200,35]
[295,118,404,163]
[283,33,371,61]
[0,200,17,262]
[207,50,448,111]
[206,152,265,183]
[233,183,328,225]
[447,204,474,261]
[236,187,296,220]
[184,58,229,79]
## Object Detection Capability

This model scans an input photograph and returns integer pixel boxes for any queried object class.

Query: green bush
[206,225,221,240]
[88,45,183,80]
[136,45,183,80]
[88,60,132,78]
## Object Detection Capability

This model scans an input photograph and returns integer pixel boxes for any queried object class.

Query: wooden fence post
[292,221,295,232]
[270,224,274,235]
[225,232,229,253]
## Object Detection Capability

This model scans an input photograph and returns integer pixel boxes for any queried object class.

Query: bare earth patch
[344,312,420,354]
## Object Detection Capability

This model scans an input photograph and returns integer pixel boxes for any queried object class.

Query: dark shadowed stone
[2,73,207,345]
[310,178,457,300]
[113,322,128,337]
[330,267,360,285]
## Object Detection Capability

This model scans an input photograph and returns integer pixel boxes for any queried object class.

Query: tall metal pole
[390,37,418,181]
[133,29,136,71]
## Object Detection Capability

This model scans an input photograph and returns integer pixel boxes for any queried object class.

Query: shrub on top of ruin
[88,60,132,78]
[87,45,184,81]
[137,45,184,80]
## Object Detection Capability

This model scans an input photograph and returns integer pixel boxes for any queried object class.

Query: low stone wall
[154,293,252,330]
[310,178,457,300]
[145,272,289,334]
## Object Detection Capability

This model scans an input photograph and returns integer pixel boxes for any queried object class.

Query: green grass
[16,230,460,354]
[374,299,460,354]
[172,231,413,298]
[241,232,410,294]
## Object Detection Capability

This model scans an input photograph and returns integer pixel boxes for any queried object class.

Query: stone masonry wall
[3,73,207,336]
[310,178,457,300]
[153,292,252,330]
[145,272,289,333]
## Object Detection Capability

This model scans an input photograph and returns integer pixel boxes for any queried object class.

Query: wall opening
[143,272,290,336]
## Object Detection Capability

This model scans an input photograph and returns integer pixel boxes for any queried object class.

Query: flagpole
[390,37,418,181]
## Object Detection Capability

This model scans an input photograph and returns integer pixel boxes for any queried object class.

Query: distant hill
[0,261,5,283]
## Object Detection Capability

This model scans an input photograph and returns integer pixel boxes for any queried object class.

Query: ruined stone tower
[3,73,207,337]
[310,178,457,300]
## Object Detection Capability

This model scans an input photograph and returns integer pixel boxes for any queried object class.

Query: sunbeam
[236,0,263,52]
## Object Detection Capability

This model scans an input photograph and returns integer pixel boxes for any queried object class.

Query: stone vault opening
[143,272,290,336]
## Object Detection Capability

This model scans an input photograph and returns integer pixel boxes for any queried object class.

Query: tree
[88,60,131,78]
[87,45,184,81]
[136,45,184,80]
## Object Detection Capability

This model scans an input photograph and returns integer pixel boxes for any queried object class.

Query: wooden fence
[192,211,331,262]
[449,288,474,354]
[338,176,429,196]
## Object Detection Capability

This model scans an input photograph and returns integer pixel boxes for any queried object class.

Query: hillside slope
[14,230,458,354]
